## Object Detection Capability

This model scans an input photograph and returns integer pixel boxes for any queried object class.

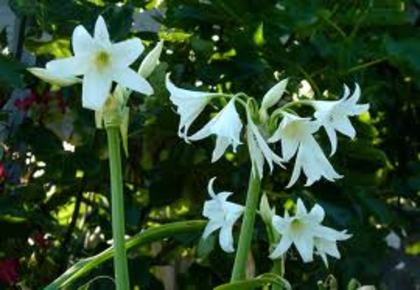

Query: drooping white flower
[44,16,153,110]
[311,84,369,155]
[246,112,284,179]
[269,113,342,188]
[166,74,220,141]
[189,99,243,162]
[27,67,81,87]
[202,177,244,253]
[270,198,351,265]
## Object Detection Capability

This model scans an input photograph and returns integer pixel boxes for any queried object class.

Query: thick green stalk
[106,126,130,290]
[230,172,261,281]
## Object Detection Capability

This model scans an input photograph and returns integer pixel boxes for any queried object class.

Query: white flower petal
[94,15,111,46]
[212,137,231,162]
[308,204,325,223]
[112,68,153,95]
[334,117,356,139]
[293,229,314,263]
[27,67,81,87]
[269,235,293,259]
[296,199,308,216]
[202,220,221,239]
[46,56,88,76]
[138,41,163,78]
[111,38,144,68]
[72,25,94,55]
[219,223,235,253]
[324,125,338,156]
[82,71,112,110]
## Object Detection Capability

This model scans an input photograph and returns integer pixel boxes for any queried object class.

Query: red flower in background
[0,163,5,183]
[13,89,66,113]
[0,259,19,286]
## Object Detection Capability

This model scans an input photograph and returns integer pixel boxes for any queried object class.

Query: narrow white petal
[313,225,351,241]
[308,204,325,223]
[112,68,153,95]
[219,224,235,253]
[202,220,221,239]
[281,137,299,161]
[138,41,163,78]
[334,117,356,138]
[94,16,111,46]
[189,118,216,141]
[82,71,112,110]
[72,25,94,55]
[269,235,293,259]
[296,199,308,216]
[46,56,87,76]
[324,125,338,156]
[347,83,361,104]
[207,177,217,198]
[247,125,264,179]
[286,147,303,188]
[111,38,144,68]
[212,137,230,162]
[272,215,288,233]
[293,230,314,263]
[28,67,81,87]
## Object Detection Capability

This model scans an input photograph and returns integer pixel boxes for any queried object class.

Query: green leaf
[214,273,291,290]
[44,220,206,290]
[0,54,25,89]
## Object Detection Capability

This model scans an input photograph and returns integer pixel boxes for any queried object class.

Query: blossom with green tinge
[166,74,220,141]
[190,99,243,162]
[35,16,153,110]
[202,177,244,253]
[310,84,369,155]
[270,199,351,266]
[269,112,341,187]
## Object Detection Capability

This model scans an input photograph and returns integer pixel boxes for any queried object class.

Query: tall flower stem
[230,172,261,281]
[106,125,130,290]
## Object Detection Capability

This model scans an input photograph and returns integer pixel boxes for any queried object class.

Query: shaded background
[0,0,419,289]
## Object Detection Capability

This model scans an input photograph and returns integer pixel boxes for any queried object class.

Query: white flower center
[290,218,305,233]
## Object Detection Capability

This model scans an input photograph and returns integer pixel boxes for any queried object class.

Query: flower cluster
[167,77,368,266]
[202,179,350,266]
[166,77,369,186]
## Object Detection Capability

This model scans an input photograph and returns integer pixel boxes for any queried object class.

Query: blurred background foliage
[0,0,419,289]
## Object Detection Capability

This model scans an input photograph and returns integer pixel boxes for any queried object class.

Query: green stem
[106,126,130,290]
[230,172,261,281]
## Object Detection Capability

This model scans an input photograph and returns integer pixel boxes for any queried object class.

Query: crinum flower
[269,112,342,187]
[310,84,369,155]
[270,198,351,265]
[246,111,284,179]
[202,177,244,253]
[38,15,153,110]
[190,99,243,162]
[166,74,221,141]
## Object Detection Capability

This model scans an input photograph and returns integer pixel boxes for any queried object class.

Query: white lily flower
[202,177,244,253]
[246,112,284,179]
[311,84,369,155]
[270,198,351,265]
[45,16,153,110]
[269,113,342,188]
[166,73,220,141]
[27,67,81,87]
[189,99,243,162]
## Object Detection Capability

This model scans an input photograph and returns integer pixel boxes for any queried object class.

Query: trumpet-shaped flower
[44,16,153,110]
[311,84,369,155]
[190,99,243,162]
[269,113,341,187]
[202,177,244,253]
[166,74,220,141]
[270,198,351,265]
[246,112,284,179]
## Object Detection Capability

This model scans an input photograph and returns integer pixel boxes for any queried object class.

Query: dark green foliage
[0,0,419,289]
